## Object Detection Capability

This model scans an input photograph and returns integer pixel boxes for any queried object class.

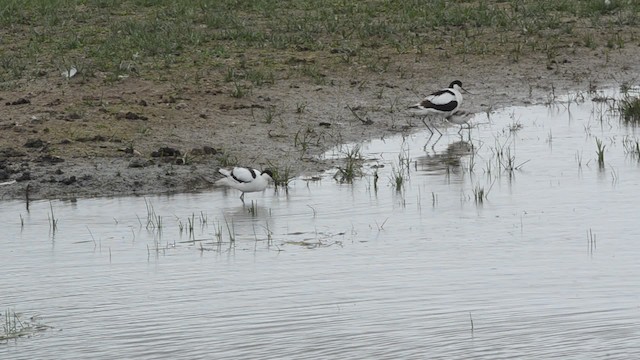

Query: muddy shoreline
[1,47,638,201]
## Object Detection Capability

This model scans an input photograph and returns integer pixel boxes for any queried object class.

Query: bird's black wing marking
[419,99,458,112]
[231,173,244,183]
[231,167,255,183]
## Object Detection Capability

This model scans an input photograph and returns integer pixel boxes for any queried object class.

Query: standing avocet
[216,167,273,203]
[408,80,467,135]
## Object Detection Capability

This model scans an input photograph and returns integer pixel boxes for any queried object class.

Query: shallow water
[2,88,640,359]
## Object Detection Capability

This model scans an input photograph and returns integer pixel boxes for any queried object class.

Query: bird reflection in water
[415,140,474,176]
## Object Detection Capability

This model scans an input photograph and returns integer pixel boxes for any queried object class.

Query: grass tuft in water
[224,216,236,244]
[48,201,58,233]
[595,137,606,168]
[187,213,195,239]
[619,96,640,125]
[473,185,487,204]
[391,168,404,192]
[335,145,364,183]
[508,121,523,132]
[389,146,411,191]
[373,169,379,192]
[143,198,163,234]
[265,161,294,189]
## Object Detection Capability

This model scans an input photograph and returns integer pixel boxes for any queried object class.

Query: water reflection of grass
[622,136,640,159]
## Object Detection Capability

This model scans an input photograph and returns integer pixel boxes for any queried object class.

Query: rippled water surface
[3,89,640,359]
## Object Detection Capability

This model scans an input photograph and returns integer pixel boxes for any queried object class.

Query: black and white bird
[408,80,467,134]
[445,109,475,135]
[216,167,274,202]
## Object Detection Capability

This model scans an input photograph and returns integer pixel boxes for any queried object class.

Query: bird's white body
[445,110,475,134]
[446,110,474,126]
[409,80,465,118]
[216,167,273,201]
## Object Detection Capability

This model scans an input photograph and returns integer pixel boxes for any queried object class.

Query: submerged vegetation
[1,309,52,342]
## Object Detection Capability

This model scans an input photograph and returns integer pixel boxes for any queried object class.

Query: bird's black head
[262,169,274,179]
[450,80,471,94]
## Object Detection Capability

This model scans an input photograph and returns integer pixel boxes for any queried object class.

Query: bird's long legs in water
[422,115,442,148]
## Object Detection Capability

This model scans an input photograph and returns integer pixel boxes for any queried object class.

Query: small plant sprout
[177,219,184,235]
[294,126,315,155]
[373,169,379,192]
[391,167,404,192]
[595,137,606,168]
[508,120,523,132]
[295,102,307,114]
[231,80,246,98]
[48,201,58,233]
[187,213,195,239]
[224,216,236,244]
[264,106,276,124]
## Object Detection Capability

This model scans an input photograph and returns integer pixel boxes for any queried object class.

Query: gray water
[2,88,640,359]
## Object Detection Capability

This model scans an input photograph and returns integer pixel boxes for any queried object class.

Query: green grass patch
[1,0,639,87]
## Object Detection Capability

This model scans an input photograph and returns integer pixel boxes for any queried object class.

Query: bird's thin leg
[240,192,245,203]
[422,126,437,150]
[431,116,442,136]
[422,116,443,137]
[421,117,432,132]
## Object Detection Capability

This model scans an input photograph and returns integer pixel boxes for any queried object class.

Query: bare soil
[1,44,639,201]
